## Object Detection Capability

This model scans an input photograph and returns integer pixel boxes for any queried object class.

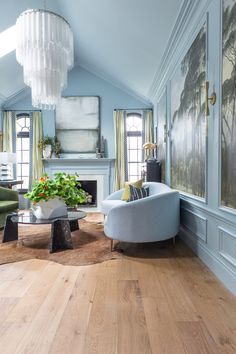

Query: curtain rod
[114,108,152,111]
[3,109,42,112]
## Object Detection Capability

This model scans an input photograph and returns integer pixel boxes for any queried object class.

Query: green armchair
[0,187,19,228]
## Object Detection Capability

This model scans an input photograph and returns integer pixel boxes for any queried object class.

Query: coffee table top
[11,210,87,225]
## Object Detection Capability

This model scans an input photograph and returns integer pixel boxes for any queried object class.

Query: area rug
[0,213,123,266]
[0,213,187,266]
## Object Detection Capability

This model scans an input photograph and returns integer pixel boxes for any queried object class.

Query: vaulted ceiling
[0,0,183,106]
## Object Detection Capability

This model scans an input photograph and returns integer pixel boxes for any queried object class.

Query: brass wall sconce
[205,81,216,116]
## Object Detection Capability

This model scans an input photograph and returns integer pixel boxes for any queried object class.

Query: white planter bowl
[32,197,68,219]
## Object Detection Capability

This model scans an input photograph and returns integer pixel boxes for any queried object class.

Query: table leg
[2,214,18,243]
[50,219,73,253]
[69,219,79,232]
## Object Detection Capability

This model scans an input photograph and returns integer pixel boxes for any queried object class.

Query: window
[0,25,16,58]
[126,113,143,181]
[16,114,31,191]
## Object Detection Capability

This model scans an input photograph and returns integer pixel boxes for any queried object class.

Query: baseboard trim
[179,226,236,296]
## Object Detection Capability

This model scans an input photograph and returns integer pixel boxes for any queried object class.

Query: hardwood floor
[0,241,236,353]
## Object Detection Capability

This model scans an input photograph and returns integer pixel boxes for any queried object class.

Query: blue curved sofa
[101,182,180,246]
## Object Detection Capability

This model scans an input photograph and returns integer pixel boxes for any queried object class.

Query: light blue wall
[152,0,236,295]
[5,66,151,157]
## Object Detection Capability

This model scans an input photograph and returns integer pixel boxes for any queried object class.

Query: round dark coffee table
[2,210,86,253]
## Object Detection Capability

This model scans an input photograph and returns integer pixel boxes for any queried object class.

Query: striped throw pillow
[128,185,149,202]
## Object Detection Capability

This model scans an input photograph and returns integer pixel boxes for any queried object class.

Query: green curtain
[144,110,154,160]
[3,111,13,152]
[114,110,126,191]
[32,111,44,184]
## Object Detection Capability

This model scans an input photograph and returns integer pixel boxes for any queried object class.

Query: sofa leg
[173,236,176,246]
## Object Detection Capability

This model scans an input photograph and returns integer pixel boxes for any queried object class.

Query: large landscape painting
[222,0,236,209]
[157,89,167,183]
[171,25,206,198]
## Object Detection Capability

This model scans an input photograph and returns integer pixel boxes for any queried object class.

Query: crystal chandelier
[15,9,74,110]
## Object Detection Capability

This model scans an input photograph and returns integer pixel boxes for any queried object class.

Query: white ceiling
[0,0,183,106]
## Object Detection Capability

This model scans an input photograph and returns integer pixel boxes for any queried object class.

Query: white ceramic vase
[32,197,68,219]
[43,144,52,159]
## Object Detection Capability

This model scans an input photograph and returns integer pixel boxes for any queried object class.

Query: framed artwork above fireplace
[56,96,100,154]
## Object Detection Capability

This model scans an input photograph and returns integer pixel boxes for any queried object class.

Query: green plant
[38,136,54,150]
[54,136,61,157]
[25,173,86,207]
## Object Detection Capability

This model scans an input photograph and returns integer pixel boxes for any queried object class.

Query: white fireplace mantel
[43,158,115,211]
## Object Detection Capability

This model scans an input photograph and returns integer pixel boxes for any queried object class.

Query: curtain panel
[114,110,126,191]
[32,111,44,184]
[3,111,13,152]
[144,110,154,160]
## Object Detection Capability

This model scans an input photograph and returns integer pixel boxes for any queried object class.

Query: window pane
[16,164,22,177]
[126,113,144,180]
[16,116,30,133]
[126,116,142,131]
[22,151,29,163]
[17,151,21,163]
[21,163,29,176]
[16,139,22,151]
[129,149,142,162]
[129,150,137,162]
[129,175,138,182]
[22,138,29,150]
[25,117,30,128]
[21,177,29,189]
[137,137,142,149]
[128,137,138,149]
[137,163,142,176]
[128,163,138,176]
[16,116,30,191]
[16,120,24,132]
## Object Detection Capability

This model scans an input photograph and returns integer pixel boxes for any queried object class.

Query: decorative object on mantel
[25,173,86,219]
[54,136,61,158]
[38,136,54,159]
[100,135,107,157]
[15,9,74,110]
[95,136,107,158]
[56,96,100,154]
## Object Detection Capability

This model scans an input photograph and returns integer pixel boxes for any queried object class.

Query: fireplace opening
[78,180,97,207]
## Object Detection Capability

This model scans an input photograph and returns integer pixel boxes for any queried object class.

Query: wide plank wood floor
[0,241,236,353]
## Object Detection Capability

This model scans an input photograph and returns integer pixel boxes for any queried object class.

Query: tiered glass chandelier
[15,9,74,110]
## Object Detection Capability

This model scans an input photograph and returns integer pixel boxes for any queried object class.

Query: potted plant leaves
[25,173,86,219]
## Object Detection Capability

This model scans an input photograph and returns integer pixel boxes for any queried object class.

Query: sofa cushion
[0,201,19,213]
[101,199,126,215]
[121,178,143,201]
[128,185,149,201]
